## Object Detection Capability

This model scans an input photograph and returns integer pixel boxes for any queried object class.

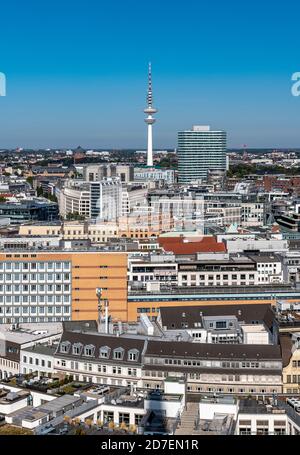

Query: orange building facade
[127,293,300,322]
[0,251,128,323]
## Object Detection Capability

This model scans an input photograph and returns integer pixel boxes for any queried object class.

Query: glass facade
[178,126,227,183]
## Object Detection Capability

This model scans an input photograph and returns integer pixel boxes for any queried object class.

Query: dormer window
[72,343,83,355]
[99,346,111,358]
[60,341,71,354]
[113,348,124,360]
[84,344,95,357]
[128,349,139,362]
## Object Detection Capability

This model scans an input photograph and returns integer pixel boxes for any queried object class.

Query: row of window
[180,274,256,280]
[22,356,52,368]
[0,295,70,304]
[144,370,280,383]
[239,429,286,435]
[60,342,139,361]
[144,357,282,369]
[0,284,70,293]
[0,316,71,324]
[0,273,70,282]
[286,374,300,384]
[0,306,70,315]
[0,262,70,271]
[59,360,138,376]
[0,358,18,369]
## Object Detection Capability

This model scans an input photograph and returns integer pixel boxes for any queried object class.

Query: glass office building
[177,125,227,183]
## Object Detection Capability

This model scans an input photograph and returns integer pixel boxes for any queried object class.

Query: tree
[26,176,33,186]
[96,419,103,428]
[66,212,85,221]
[129,424,137,434]
[37,187,44,197]
[108,421,115,431]
[85,418,93,428]
[63,415,72,425]
[120,421,128,432]
[75,428,86,435]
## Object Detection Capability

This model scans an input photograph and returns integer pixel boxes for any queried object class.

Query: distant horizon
[1,146,300,153]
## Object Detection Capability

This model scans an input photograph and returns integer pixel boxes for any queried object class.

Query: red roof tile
[158,235,227,254]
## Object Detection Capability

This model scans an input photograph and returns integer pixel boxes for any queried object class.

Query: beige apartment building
[18,218,163,242]
[282,335,300,393]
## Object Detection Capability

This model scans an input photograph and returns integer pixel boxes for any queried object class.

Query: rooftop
[0,323,62,344]
[23,344,58,356]
[158,235,226,255]
[159,304,274,331]
[239,399,286,415]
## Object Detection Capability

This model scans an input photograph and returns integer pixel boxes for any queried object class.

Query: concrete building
[90,179,122,222]
[83,164,134,184]
[20,344,57,378]
[0,248,128,324]
[156,304,277,345]
[127,284,300,322]
[235,399,289,435]
[58,181,91,218]
[0,323,62,379]
[134,168,175,185]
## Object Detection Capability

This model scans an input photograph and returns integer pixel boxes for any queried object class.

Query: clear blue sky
[0,0,300,149]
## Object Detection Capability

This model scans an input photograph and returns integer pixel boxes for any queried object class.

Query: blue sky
[0,0,300,149]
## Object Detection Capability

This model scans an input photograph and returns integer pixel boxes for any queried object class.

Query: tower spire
[144,62,158,167]
[147,62,153,106]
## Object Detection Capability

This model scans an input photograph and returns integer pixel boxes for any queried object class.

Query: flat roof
[242,324,267,333]
[38,394,82,413]
[0,323,62,344]
[22,344,58,356]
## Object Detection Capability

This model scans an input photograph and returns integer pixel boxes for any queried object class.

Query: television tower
[144,63,158,167]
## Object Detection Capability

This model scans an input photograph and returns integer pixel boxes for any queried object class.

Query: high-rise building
[90,178,122,221]
[177,125,227,183]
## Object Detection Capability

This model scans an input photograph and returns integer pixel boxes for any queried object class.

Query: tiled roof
[158,235,226,254]
[159,304,275,331]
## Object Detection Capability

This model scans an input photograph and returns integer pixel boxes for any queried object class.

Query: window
[113,366,122,374]
[113,348,124,360]
[135,414,143,425]
[239,428,251,435]
[274,428,286,435]
[118,413,130,425]
[128,349,139,362]
[257,428,268,435]
[60,341,71,354]
[72,343,83,355]
[216,321,226,329]
[99,346,110,358]
[103,411,114,423]
[84,344,95,357]
[128,368,137,376]
[256,420,269,436]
